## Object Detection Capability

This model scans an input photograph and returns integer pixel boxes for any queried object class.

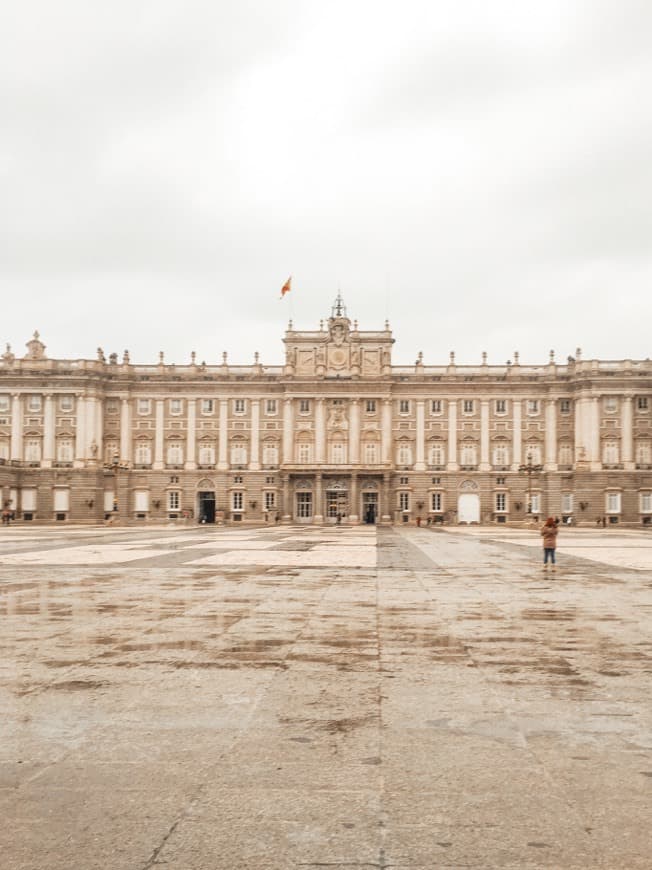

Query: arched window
[25,437,42,463]
[460,442,477,467]
[428,442,445,467]
[167,440,184,466]
[602,440,619,465]
[492,442,509,467]
[558,443,573,466]
[262,442,279,466]
[134,440,152,465]
[198,443,215,466]
[364,442,377,464]
[56,437,74,463]
[397,441,413,466]
[104,441,118,464]
[635,440,651,465]
[230,440,247,466]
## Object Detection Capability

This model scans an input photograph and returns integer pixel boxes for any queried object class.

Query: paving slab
[2,523,652,868]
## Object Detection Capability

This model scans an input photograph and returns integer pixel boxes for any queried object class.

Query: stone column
[589,396,601,470]
[511,399,522,470]
[282,475,291,522]
[415,399,425,470]
[544,399,557,471]
[185,399,197,470]
[42,394,55,467]
[120,398,131,464]
[154,399,164,469]
[282,398,294,464]
[315,399,326,464]
[94,396,103,462]
[314,472,323,524]
[622,395,634,469]
[218,399,228,470]
[381,399,392,464]
[10,394,23,461]
[380,472,392,524]
[574,396,585,465]
[480,400,490,471]
[74,394,86,467]
[446,400,458,471]
[349,473,359,523]
[249,399,260,470]
[349,399,360,465]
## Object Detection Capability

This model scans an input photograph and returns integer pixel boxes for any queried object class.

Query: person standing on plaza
[541,516,559,570]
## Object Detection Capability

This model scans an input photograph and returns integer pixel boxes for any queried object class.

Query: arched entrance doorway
[196,478,216,523]
[458,493,480,524]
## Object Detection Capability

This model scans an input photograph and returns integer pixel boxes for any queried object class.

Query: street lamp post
[518,451,543,518]
[104,451,127,523]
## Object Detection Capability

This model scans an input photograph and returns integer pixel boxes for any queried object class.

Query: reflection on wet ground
[2,524,652,868]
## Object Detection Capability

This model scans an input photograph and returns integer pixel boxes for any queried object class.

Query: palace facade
[1,296,651,526]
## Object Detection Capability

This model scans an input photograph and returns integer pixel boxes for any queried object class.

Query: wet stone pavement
[2,524,652,869]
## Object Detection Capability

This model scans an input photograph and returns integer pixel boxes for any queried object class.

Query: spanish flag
[280,276,292,299]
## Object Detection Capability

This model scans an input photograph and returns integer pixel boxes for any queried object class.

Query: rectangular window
[53,488,70,512]
[134,490,150,512]
[431,400,442,414]
[28,395,42,412]
[637,397,649,411]
[0,395,9,413]
[234,399,245,414]
[496,477,506,485]
[233,475,243,483]
[562,493,573,514]
[106,399,119,414]
[137,399,151,415]
[641,492,652,513]
[606,492,621,513]
[265,399,277,415]
[495,400,506,414]
[296,492,312,519]
[201,399,214,414]
[21,488,37,511]
[399,492,410,511]
[432,477,441,484]
[399,476,408,485]
[366,400,376,413]
[432,492,442,512]
[560,399,571,413]
[527,400,539,414]
[463,400,474,414]
[59,395,74,412]
[299,399,311,414]
[168,491,180,511]
[264,491,276,510]
[399,400,410,414]
[530,493,541,514]
[232,491,244,511]
[495,493,507,512]
[170,399,182,415]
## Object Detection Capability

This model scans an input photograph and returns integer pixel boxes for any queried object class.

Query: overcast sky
[1,1,651,367]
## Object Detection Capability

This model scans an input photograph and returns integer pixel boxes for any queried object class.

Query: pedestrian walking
[541,516,559,571]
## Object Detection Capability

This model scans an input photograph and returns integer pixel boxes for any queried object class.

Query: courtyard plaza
[2,524,652,870]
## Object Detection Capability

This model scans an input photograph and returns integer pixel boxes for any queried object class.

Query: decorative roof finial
[331,291,347,319]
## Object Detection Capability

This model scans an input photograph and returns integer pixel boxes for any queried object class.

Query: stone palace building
[1,295,651,526]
